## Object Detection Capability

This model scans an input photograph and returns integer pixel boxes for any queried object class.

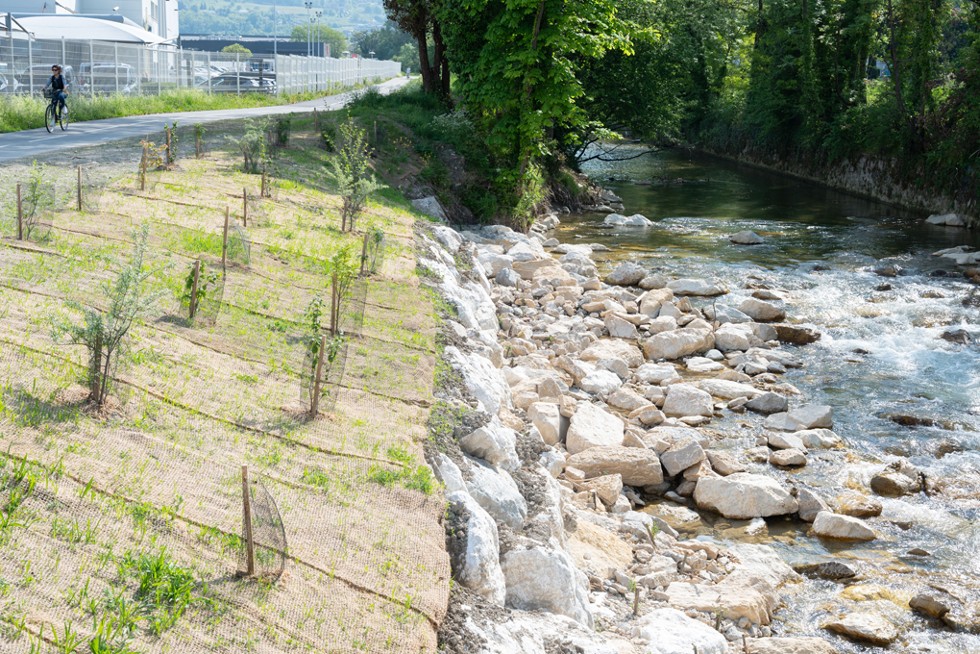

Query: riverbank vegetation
[383,0,978,224]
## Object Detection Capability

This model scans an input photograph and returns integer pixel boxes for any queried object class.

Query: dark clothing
[48,74,65,92]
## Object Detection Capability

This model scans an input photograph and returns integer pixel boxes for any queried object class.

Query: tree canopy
[290,24,349,57]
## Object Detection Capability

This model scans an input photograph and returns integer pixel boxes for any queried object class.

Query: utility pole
[304,1,313,57]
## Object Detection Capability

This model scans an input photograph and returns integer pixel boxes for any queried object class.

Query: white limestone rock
[566,402,625,454]
[631,608,728,654]
[667,278,727,296]
[528,402,562,445]
[730,230,765,245]
[694,473,799,519]
[466,462,528,530]
[460,418,520,471]
[604,213,653,227]
[662,384,714,418]
[643,329,714,360]
[566,446,664,486]
[502,546,593,627]
[740,298,786,322]
[811,511,876,541]
[764,405,834,431]
[447,489,507,605]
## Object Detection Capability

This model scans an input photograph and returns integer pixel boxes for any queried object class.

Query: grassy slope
[0,114,449,653]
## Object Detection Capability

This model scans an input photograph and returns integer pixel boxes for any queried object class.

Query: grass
[0,89,327,134]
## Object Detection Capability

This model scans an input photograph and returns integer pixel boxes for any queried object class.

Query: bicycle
[43,89,69,133]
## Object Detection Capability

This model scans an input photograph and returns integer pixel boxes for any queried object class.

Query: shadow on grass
[1,385,83,427]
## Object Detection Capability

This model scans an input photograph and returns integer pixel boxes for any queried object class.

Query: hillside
[180,0,386,37]
[0,115,448,653]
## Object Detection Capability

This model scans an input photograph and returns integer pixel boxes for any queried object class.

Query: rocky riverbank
[416,207,978,653]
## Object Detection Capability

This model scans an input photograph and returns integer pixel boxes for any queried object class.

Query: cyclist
[44,64,68,119]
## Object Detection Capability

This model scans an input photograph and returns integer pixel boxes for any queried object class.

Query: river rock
[502,546,593,627]
[824,612,898,646]
[466,462,528,531]
[910,593,951,619]
[460,419,520,471]
[580,473,623,508]
[686,356,724,373]
[714,322,756,352]
[926,212,967,227]
[579,369,623,396]
[604,213,653,227]
[792,428,842,449]
[940,328,972,344]
[811,511,876,541]
[698,379,761,401]
[605,261,647,286]
[764,405,833,431]
[745,392,789,415]
[528,401,562,445]
[638,288,675,316]
[581,339,645,368]
[496,268,521,287]
[604,313,639,339]
[870,470,921,497]
[668,278,726,296]
[731,230,765,245]
[706,450,745,476]
[607,387,649,412]
[770,448,807,467]
[836,491,882,517]
[639,274,668,290]
[635,362,680,384]
[566,402,625,454]
[793,561,857,580]
[740,298,786,322]
[643,328,714,360]
[774,324,821,345]
[631,608,728,654]
[412,196,448,221]
[703,304,752,323]
[447,489,507,605]
[694,473,799,519]
[662,384,714,418]
[660,439,706,477]
[767,432,807,451]
[797,487,829,522]
[747,638,840,654]
[566,446,664,486]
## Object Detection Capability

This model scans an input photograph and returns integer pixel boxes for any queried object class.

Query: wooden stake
[360,230,369,276]
[330,271,339,336]
[313,108,318,130]
[76,165,82,211]
[222,207,230,272]
[241,466,255,577]
[261,169,268,198]
[195,134,202,159]
[311,334,327,417]
[189,260,201,319]
[373,120,377,145]
[140,143,147,191]
[164,127,170,166]
[242,187,248,227]
[632,584,640,617]
[16,183,23,240]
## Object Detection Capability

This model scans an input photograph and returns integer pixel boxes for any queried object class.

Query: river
[568,148,980,653]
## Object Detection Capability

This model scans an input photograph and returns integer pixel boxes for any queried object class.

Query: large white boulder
[460,418,520,471]
[631,608,728,654]
[634,363,680,384]
[604,213,653,227]
[661,384,714,418]
[445,346,510,416]
[694,473,799,519]
[714,322,758,352]
[578,369,624,396]
[466,462,528,530]
[566,403,625,454]
[566,446,664,486]
[643,328,714,360]
[580,339,645,368]
[528,402,562,445]
[638,288,675,317]
[730,230,765,245]
[447,489,507,605]
[698,379,762,400]
[825,613,898,646]
[605,261,648,286]
[604,313,639,339]
[502,546,593,627]
[746,637,840,654]
[740,298,786,322]
[660,438,706,477]
[764,405,834,431]
[667,278,727,296]
[811,511,876,541]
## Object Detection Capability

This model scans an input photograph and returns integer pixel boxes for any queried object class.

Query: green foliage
[353,22,415,59]
[366,463,436,494]
[221,43,253,57]
[290,24,349,56]
[272,115,292,148]
[19,161,55,241]
[52,224,157,408]
[182,261,220,319]
[325,115,381,232]
[240,118,269,174]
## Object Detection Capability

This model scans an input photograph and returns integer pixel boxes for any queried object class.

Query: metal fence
[0,37,401,97]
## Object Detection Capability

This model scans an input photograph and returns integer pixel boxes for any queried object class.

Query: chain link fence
[1,38,400,97]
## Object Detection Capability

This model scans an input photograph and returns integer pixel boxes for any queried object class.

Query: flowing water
[569,148,980,652]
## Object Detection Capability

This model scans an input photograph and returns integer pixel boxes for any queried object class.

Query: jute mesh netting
[240,472,288,581]
[0,146,447,654]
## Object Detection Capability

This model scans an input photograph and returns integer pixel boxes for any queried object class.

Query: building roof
[8,14,170,44]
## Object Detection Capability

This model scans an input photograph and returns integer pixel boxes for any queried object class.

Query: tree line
[380,0,978,226]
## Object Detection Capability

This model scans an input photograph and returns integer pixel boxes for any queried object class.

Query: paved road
[0,76,410,165]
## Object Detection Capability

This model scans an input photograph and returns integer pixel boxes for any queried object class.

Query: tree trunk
[433,21,450,98]
[416,29,435,94]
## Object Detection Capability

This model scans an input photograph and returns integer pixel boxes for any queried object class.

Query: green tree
[290,24,348,56]
[53,225,157,409]
[353,21,414,59]
[221,43,253,57]
[326,116,381,232]
[434,0,633,227]
[383,0,450,96]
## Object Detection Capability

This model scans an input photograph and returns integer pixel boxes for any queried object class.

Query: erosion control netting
[0,148,447,653]
[361,229,387,276]
[0,175,57,242]
[240,473,288,581]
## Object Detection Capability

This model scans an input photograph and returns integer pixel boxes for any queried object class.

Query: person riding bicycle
[44,64,68,118]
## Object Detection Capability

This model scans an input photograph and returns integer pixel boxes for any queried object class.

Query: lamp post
[314,10,322,57]
[303,1,313,57]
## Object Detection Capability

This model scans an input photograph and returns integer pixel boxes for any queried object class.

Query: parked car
[197,73,276,94]
[16,64,80,93]
[78,62,139,95]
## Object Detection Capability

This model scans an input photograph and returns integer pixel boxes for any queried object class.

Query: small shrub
[325,115,381,232]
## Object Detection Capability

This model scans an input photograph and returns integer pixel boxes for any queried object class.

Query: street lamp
[314,10,322,57]
[303,1,312,57]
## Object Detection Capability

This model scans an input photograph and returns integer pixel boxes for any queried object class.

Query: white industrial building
[2,0,178,40]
